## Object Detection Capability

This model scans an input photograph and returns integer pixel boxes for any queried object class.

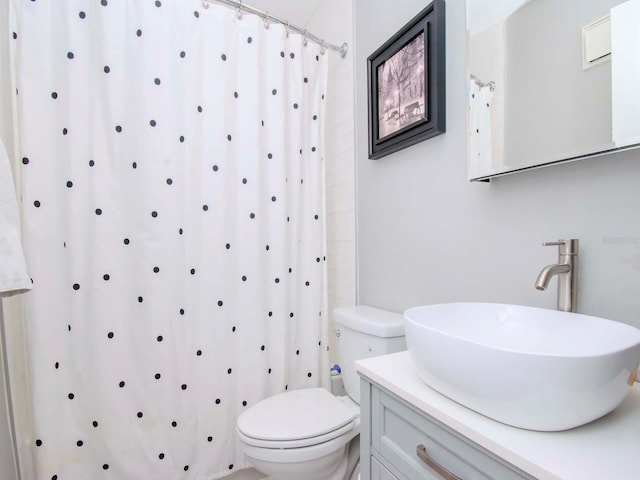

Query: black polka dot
[22,157,29,165]
[227,134,232,141]
[304,77,308,83]
[272,89,277,95]
[184,466,189,472]
[207,436,213,442]
[194,11,200,18]
[107,332,114,338]
[136,29,142,37]
[89,160,95,166]
[157,336,163,342]
[166,178,173,185]
[307,372,312,377]
[154,78,161,85]
[51,92,58,99]
[234,91,239,98]
[153,266,159,273]
[242,400,247,406]
[35,439,42,446]
[118,381,125,388]
[137,412,143,418]
[115,125,122,132]
[151,211,158,217]
[215,398,221,405]
[155,373,161,379]
[227,368,232,374]
[280,51,285,58]
[172,421,177,427]
[138,296,143,303]
[159,453,165,460]
[249,213,255,219]
[260,345,265,351]
[196,350,202,356]
[150,119,157,127]
[229,464,234,470]
[180,51,186,58]
[221,53,226,61]
[101,0,107,5]
[92,421,98,427]
[247,36,252,44]
[123,238,130,245]
[242,178,247,184]
[293,103,298,109]
[104,66,110,73]
[179,135,185,143]
[54,362,59,369]
[95,208,102,215]
[102,464,109,470]
[67,52,74,59]
[271,196,276,202]
[72,283,80,290]
[267,153,273,159]
[225,243,231,249]
[66,181,73,188]
[218,300,223,306]
[68,393,75,400]
[181,384,187,390]
[197,105,203,113]
[179,308,185,315]
[62,128,68,135]
[155,0,161,6]
[131,162,137,169]
[212,165,219,172]
[290,53,295,59]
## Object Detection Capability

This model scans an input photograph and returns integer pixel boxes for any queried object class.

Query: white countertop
[356,351,640,480]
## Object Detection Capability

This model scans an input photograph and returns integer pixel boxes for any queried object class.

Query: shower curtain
[9,1,328,478]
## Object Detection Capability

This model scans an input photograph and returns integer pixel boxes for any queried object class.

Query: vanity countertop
[356,351,640,480]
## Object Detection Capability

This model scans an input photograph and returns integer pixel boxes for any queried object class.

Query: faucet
[535,239,579,312]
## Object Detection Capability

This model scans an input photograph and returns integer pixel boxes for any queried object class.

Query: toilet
[236,305,406,480]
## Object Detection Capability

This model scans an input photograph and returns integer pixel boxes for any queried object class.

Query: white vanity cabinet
[357,352,640,480]
[360,378,534,480]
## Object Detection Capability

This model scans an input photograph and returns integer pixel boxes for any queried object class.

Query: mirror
[467,0,640,181]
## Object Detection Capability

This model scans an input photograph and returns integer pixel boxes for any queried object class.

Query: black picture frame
[367,0,445,160]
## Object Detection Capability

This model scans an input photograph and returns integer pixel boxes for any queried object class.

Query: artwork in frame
[368,0,445,159]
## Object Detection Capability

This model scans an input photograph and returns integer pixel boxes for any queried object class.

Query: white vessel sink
[404,303,640,431]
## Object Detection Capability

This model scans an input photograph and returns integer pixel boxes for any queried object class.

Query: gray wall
[505,0,617,168]
[355,0,640,327]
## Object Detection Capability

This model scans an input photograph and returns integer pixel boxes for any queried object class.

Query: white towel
[0,138,31,297]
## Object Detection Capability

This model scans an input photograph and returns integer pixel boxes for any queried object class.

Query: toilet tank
[333,306,406,404]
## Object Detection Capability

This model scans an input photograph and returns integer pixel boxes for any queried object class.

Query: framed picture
[367,0,445,159]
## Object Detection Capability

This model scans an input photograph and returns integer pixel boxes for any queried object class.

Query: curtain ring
[236,1,243,19]
[320,40,325,55]
[285,21,290,38]
[202,0,210,9]
[263,11,269,29]
[302,29,308,47]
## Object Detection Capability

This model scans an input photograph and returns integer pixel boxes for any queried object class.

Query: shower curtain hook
[320,40,325,55]
[236,1,243,19]
[202,0,210,9]
[285,21,290,38]
[263,11,269,29]
[302,30,308,47]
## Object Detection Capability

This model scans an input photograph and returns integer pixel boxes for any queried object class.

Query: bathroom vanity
[357,351,640,480]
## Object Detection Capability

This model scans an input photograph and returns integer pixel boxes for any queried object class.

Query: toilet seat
[237,388,359,449]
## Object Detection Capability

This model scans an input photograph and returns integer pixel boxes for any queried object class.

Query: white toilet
[236,305,406,480]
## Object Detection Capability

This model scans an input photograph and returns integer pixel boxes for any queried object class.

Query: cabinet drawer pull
[416,444,462,480]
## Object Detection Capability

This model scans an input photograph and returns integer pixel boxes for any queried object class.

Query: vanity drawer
[372,456,401,480]
[371,388,533,480]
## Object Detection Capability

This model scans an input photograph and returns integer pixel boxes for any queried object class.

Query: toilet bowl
[236,306,406,480]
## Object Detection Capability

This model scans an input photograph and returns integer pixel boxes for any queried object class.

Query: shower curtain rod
[470,74,495,91]
[209,0,348,58]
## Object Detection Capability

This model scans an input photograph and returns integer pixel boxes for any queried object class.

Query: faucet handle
[542,239,579,255]
[542,241,566,247]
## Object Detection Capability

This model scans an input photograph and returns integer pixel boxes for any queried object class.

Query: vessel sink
[404,303,640,431]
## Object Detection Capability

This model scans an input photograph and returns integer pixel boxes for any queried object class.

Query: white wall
[355,0,640,327]
[306,1,356,360]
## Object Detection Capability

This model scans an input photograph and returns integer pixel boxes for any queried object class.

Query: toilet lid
[237,388,357,442]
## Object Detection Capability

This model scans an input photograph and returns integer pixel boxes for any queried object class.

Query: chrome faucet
[535,239,579,312]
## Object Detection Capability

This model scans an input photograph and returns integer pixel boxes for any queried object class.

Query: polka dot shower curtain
[9,0,328,478]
